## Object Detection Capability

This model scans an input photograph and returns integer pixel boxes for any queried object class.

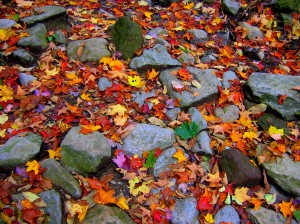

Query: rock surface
[39,190,62,224]
[222,71,238,89]
[246,73,300,121]
[215,205,240,224]
[256,113,290,134]
[123,123,176,155]
[172,197,199,224]
[188,107,207,133]
[0,19,16,29]
[239,22,264,40]
[60,126,111,175]
[0,132,42,167]
[219,148,262,187]
[12,49,35,66]
[67,38,111,62]
[98,77,112,91]
[193,131,213,155]
[19,72,37,87]
[222,0,241,15]
[160,67,221,108]
[214,104,240,123]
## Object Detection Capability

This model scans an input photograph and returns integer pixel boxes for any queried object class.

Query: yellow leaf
[0,129,6,137]
[243,131,258,141]
[173,148,186,163]
[0,212,12,224]
[0,29,13,41]
[25,160,40,175]
[147,68,159,79]
[128,75,145,88]
[0,114,8,125]
[94,188,117,204]
[81,93,92,101]
[114,115,128,126]
[66,201,88,221]
[81,124,101,132]
[129,176,153,196]
[45,67,60,77]
[99,57,113,66]
[117,197,129,210]
[234,187,250,204]
[90,17,98,24]
[48,147,62,159]
[144,11,153,19]
[278,200,293,218]
[268,126,284,140]
[204,213,214,224]
[0,85,14,102]
[77,204,88,221]
[107,104,127,116]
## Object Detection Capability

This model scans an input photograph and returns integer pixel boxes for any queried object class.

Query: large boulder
[67,38,111,62]
[60,126,111,175]
[111,16,143,59]
[160,67,221,108]
[129,44,181,70]
[172,197,199,224]
[219,148,262,187]
[0,132,42,167]
[262,155,300,196]
[246,73,300,121]
[123,123,176,156]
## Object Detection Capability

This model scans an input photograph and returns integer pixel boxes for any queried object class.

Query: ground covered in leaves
[0,0,300,223]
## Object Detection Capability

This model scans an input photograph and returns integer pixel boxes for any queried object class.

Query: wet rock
[111,16,143,59]
[172,197,199,224]
[166,107,181,120]
[79,204,135,224]
[153,147,188,177]
[214,104,240,123]
[0,132,42,167]
[21,6,66,25]
[123,123,176,156]
[262,155,300,196]
[54,29,66,44]
[98,77,112,91]
[12,49,35,66]
[239,22,264,40]
[132,90,156,107]
[188,107,207,132]
[0,19,16,29]
[256,113,290,134]
[17,23,48,52]
[219,148,262,187]
[67,38,111,62]
[222,0,241,15]
[38,190,62,224]
[19,72,37,87]
[40,158,82,199]
[247,207,298,224]
[222,71,238,89]
[215,205,240,224]
[130,44,181,70]
[246,73,300,121]
[60,126,111,175]
[178,53,195,65]
[160,67,221,108]
[193,131,213,155]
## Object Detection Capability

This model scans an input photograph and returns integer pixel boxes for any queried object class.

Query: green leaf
[175,121,198,140]
[23,192,40,202]
[143,151,156,168]
[47,36,53,42]
[13,14,19,21]
[53,33,58,39]
[0,79,3,85]
[294,210,300,221]
[264,193,276,205]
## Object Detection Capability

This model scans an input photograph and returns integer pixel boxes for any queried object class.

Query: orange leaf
[230,129,242,142]
[250,197,263,210]
[278,200,293,218]
[177,67,192,81]
[94,187,117,205]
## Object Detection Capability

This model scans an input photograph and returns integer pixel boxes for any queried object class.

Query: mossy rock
[274,0,300,11]
[111,16,143,59]
[256,113,290,135]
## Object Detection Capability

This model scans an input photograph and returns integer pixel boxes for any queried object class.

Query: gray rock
[153,147,188,177]
[187,29,208,42]
[19,73,37,87]
[12,49,35,66]
[219,148,262,187]
[0,19,16,29]
[40,159,82,199]
[188,107,207,132]
[160,67,221,108]
[166,107,181,120]
[178,53,195,65]
[38,190,62,224]
[148,27,168,37]
[155,37,171,48]
[222,0,241,15]
[132,90,156,107]
[17,23,48,52]
[0,132,42,167]
[54,29,66,44]
[67,38,111,62]
[123,123,176,156]
[111,16,143,59]
[172,197,199,224]
[239,22,264,40]
[248,207,298,224]
[222,71,238,89]
[215,205,240,224]
[270,184,292,202]
[262,155,300,196]
[79,204,135,224]
[21,6,66,25]
[246,73,300,121]
[214,105,240,123]
[193,131,213,155]
[60,126,111,175]
[98,77,112,91]
[129,44,181,70]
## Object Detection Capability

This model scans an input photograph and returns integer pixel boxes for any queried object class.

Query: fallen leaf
[173,148,187,163]
[278,200,293,218]
[26,160,40,175]
[268,126,284,140]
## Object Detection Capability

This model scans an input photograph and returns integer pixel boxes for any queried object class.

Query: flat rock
[79,204,135,224]
[123,123,176,156]
[98,77,112,91]
[160,67,221,108]
[129,44,181,70]
[222,71,238,89]
[214,104,240,123]
[193,131,213,155]
[13,49,35,66]
[262,155,300,196]
[17,23,48,52]
[247,207,298,224]
[21,6,66,25]
[215,205,240,224]
[188,107,207,133]
[246,73,300,121]
[60,126,111,175]
[40,158,82,199]
[0,132,42,167]
[239,22,263,40]
[38,190,62,224]
[0,19,16,29]
[222,0,241,15]
[67,38,111,62]
[111,16,143,59]
[19,73,37,87]
[172,197,199,224]
[219,148,262,187]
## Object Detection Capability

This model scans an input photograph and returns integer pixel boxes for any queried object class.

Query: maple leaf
[21,209,43,224]
[65,201,88,222]
[243,131,259,141]
[143,151,157,168]
[0,114,8,125]
[117,197,129,210]
[268,126,284,140]
[0,85,14,102]
[129,177,153,196]
[278,200,293,218]
[0,29,13,41]
[205,165,222,187]
[47,147,62,159]
[234,187,250,205]
[204,213,214,224]
[250,197,263,210]
[173,148,187,163]
[107,104,127,116]
[94,187,117,204]
[128,75,145,88]
[147,68,159,79]
[80,124,101,134]
[175,121,198,140]
[113,152,126,168]
[230,129,242,142]
[26,160,40,175]
[177,67,192,80]
[197,196,213,211]
[80,93,92,101]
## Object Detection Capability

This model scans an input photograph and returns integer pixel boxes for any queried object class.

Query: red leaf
[86,177,103,190]
[278,94,287,105]
[21,209,43,224]
[196,196,213,211]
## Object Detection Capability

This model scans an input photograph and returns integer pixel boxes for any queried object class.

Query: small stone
[98,77,112,91]
[188,107,207,132]
[222,71,238,89]
[178,53,195,65]
[215,205,240,224]
[54,29,66,44]
[238,22,264,40]
[222,0,241,16]
[214,105,240,123]
[0,19,16,29]
[132,90,156,107]
[187,29,208,42]
[19,73,37,87]
[193,131,213,155]
[148,27,168,37]
[166,107,181,120]
[13,49,35,66]
[172,197,199,224]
